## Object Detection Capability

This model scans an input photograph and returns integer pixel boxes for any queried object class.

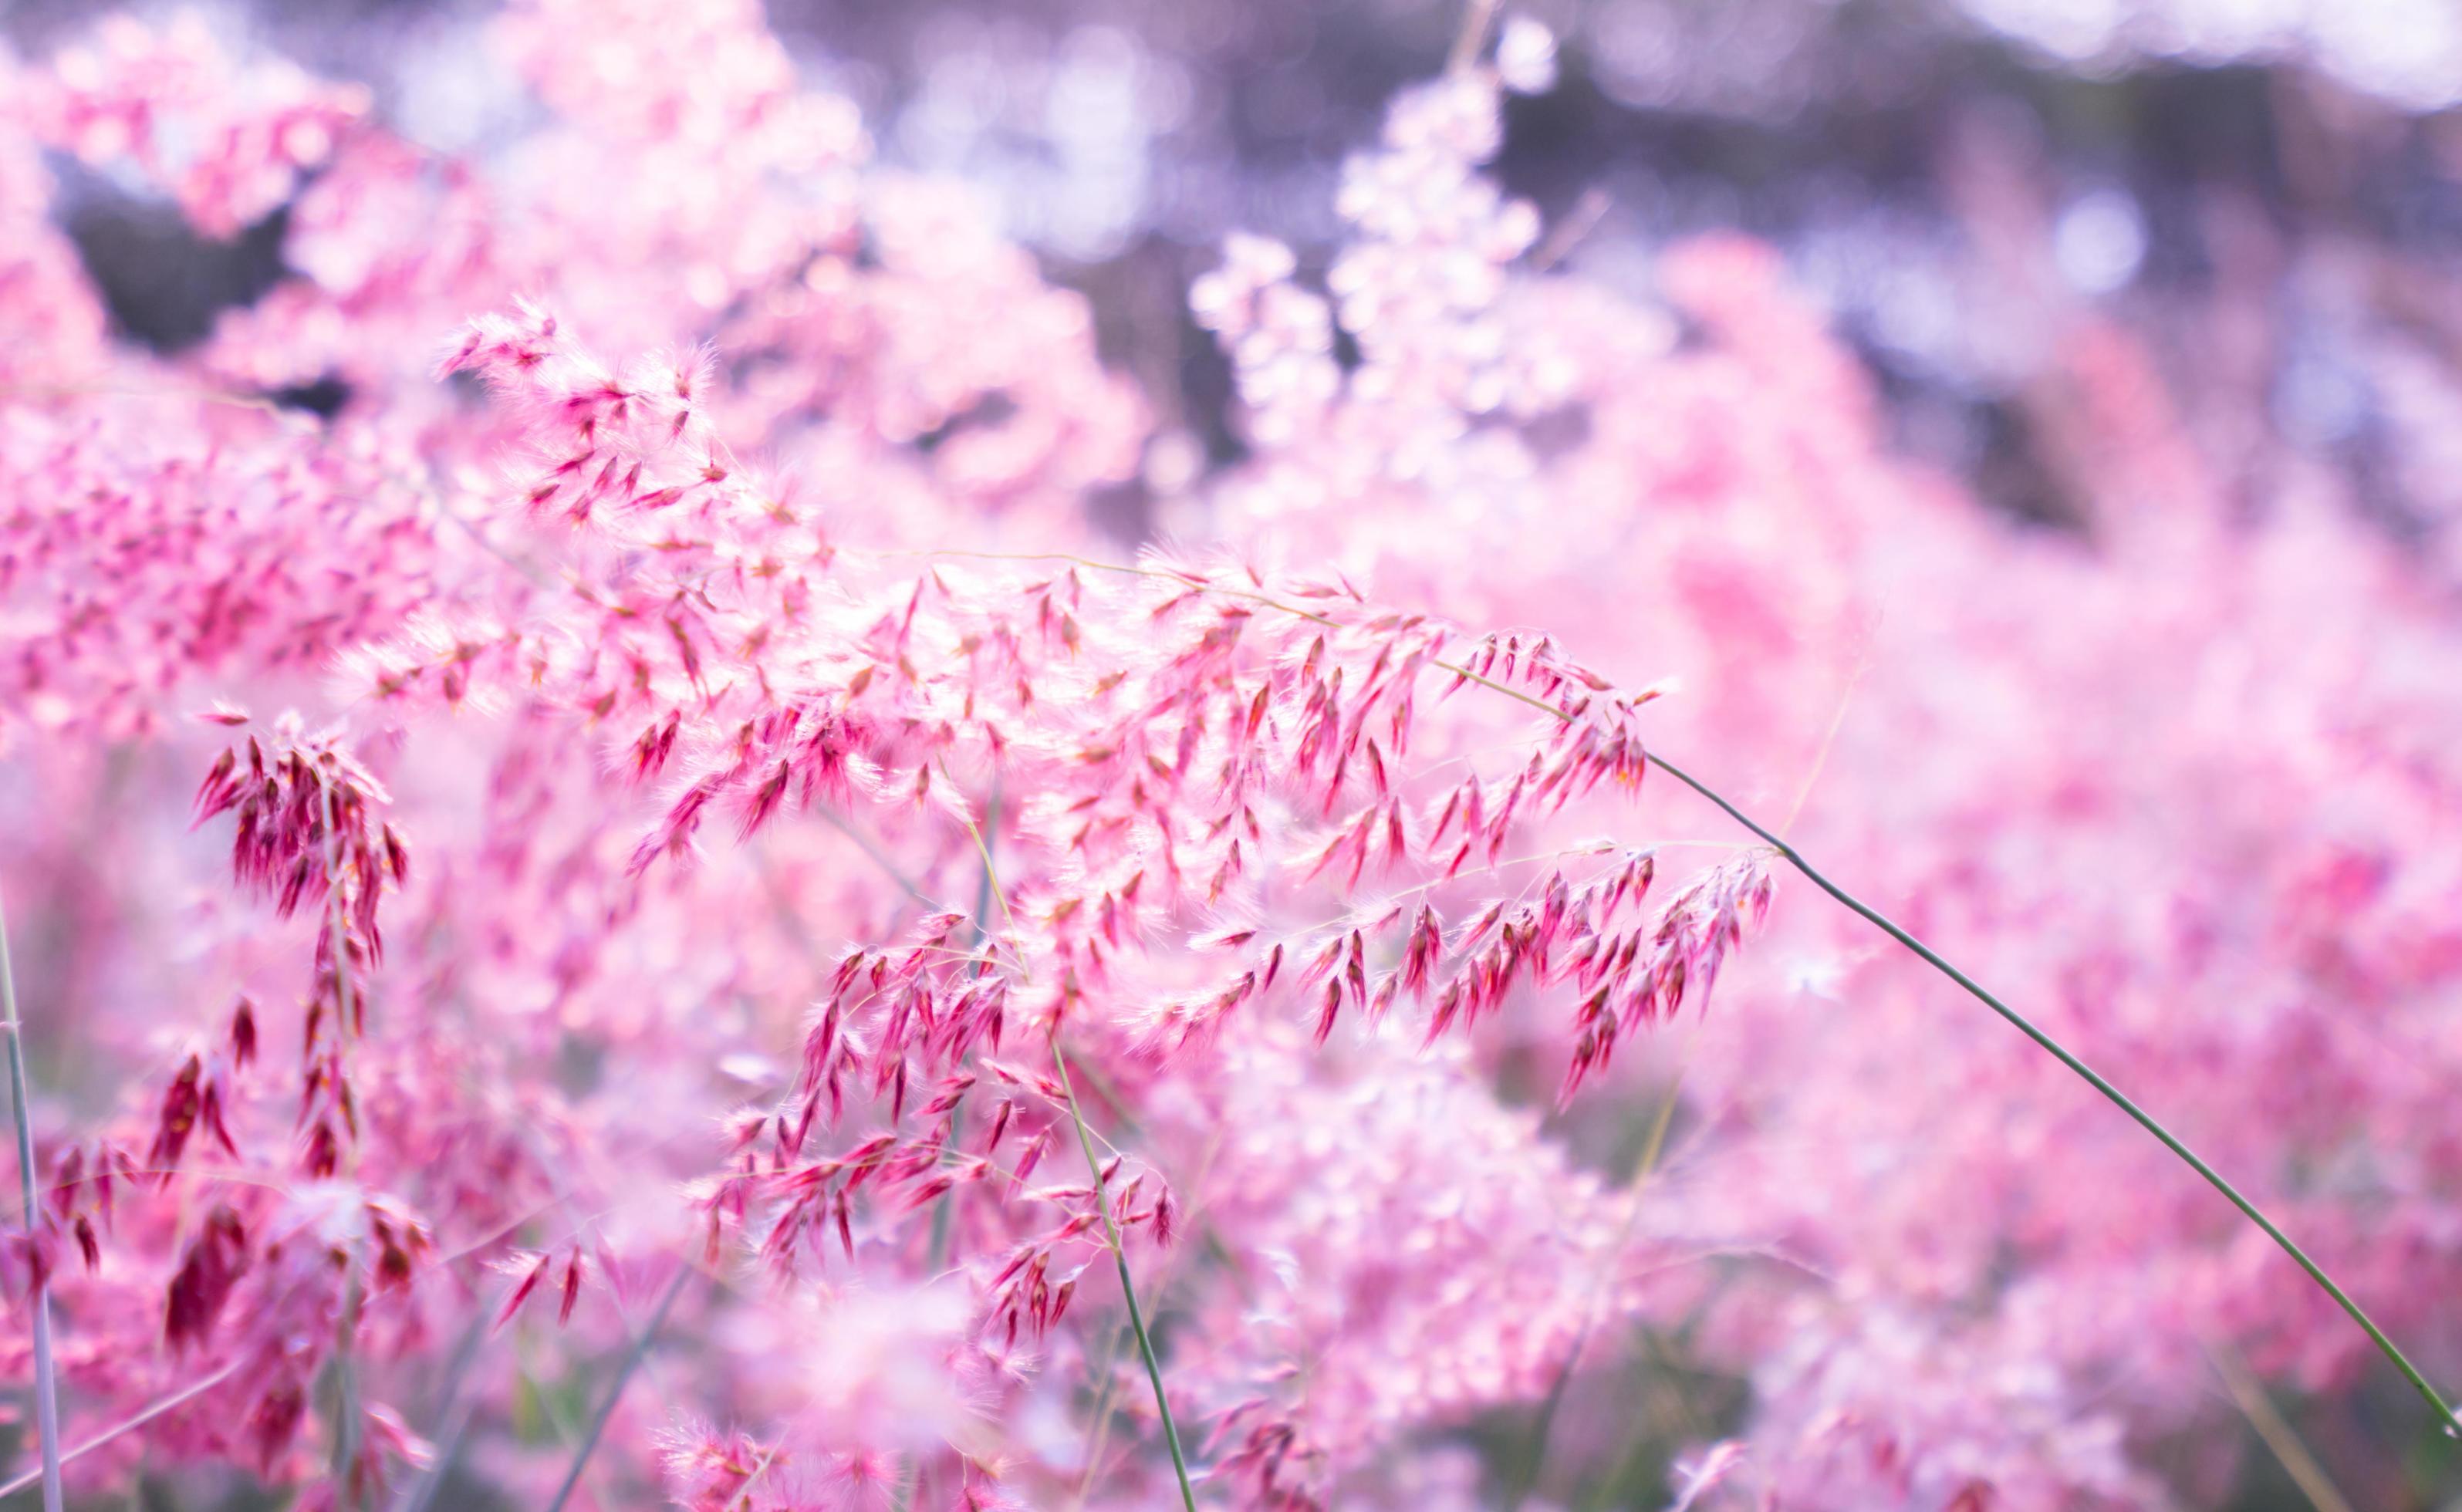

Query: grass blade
[543,1263,694,1512]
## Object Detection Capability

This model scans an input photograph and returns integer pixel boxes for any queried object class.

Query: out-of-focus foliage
[0,2,2459,1510]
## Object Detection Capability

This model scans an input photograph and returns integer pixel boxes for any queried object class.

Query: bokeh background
[8,0,2462,559]
[7,2,2462,1509]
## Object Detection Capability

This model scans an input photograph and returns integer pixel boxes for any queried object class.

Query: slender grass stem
[2207,1339,2356,1512]
[329,1264,366,1510]
[1506,1060,1691,1511]
[543,1264,694,1512]
[316,780,358,1048]
[312,780,368,1508]
[1572,1329,1718,1512]
[890,548,2461,1438]
[1049,1036,1198,1511]
[0,1362,239,1500]
[1069,1321,1134,1512]
[395,1390,475,1512]
[1447,0,1501,73]
[1411,645,2462,1436]
[817,812,944,911]
[718,1433,787,1512]
[951,759,1217,1512]
[392,1301,493,1512]
[1642,751,2462,1439]
[0,1213,382,1504]
[930,780,1003,1271]
[0,891,64,1512]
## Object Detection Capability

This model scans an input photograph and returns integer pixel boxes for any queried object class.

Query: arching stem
[1644,750,2460,1439]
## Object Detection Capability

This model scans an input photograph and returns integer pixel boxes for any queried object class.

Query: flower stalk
[920,543,2462,1439]
[544,1263,695,1512]
[0,889,64,1512]
[1050,1035,1198,1511]
[1640,750,2462,1440]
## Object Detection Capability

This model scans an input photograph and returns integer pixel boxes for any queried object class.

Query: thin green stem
[1437,640,2459,1435]
[1507,1051,1695,1511]
[393,1301,492,1512]
[395,1391,475,1512]
[887,549,2460,1439]
[544,1264,694,1512]
[1049,1036,1197,1510]
[930,780,1003,1271]
[1643,751,2462,1439]
[947,768,1028,979]
[817,811,944,911]
[0,891,64,1512]
[1572,1328,1714,1512]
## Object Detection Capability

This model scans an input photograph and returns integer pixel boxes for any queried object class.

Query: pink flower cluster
[0,3,2457,1510]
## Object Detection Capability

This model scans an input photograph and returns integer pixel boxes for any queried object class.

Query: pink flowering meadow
[0,2,2458,1509]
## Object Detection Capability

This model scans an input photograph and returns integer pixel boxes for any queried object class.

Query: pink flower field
[1,2,2459,1507]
